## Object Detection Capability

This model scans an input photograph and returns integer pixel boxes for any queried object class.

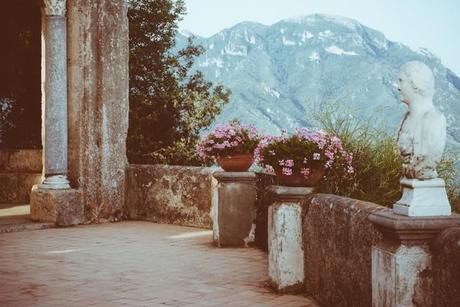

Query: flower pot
[217,154,254,172]
[275,168,326,187]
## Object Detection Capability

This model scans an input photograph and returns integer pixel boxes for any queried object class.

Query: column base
[30,185,83,226]
[393,178,451,217]
[39,174,71,190]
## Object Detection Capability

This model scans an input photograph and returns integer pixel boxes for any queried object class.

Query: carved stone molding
[43,0,66,16]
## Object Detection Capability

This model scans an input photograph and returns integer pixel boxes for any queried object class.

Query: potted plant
[256,128,354,187]
[196,121,259,171]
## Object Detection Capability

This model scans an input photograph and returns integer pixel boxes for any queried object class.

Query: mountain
[176,14,460,148]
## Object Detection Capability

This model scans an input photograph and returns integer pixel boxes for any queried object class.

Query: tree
[127,0,230,165]
[0,0,41,148]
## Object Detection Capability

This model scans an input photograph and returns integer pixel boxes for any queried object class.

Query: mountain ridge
[176,14,460,148]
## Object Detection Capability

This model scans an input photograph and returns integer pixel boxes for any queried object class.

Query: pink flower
[300,168,310,177]
[285,159,294,167]
[282,167,292,176]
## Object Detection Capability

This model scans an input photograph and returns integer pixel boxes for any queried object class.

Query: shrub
[309,101,460,210]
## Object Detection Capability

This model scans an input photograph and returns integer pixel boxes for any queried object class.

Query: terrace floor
[0,221,318,306]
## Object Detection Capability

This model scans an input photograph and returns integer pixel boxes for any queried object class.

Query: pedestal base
[212,172,257,247]
[30,185,83,226]
[393,178,451,217]
[39,175,71,190]
[267,185,313,292]
[372,244,432,307]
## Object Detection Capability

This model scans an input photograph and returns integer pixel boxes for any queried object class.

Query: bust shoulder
[421,107,446,127]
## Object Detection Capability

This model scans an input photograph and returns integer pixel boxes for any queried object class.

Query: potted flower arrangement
[196,121,259,171]
[256,128,354,187]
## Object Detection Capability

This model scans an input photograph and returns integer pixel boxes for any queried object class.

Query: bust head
[398,61,435,105]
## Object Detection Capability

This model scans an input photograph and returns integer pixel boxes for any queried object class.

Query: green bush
[309,102,460,211]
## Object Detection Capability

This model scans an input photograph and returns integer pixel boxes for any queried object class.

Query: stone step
[0,221,55,234]
[0,203,55,234]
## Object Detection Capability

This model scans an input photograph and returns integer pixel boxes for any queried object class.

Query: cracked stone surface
[0,221,317,306]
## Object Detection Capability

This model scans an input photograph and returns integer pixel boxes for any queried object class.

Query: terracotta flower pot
[217,154,254,172]
[275,168,326,187]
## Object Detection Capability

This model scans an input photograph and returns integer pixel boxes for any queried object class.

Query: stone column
[267,185,314,292]
[212,172,257,247]
[39,0,70,189]
[30,0,83,226]
[369,210,460,307]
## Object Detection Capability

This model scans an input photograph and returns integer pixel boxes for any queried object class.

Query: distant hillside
[176,14,460,149]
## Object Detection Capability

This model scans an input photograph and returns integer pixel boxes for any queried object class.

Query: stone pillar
[369,210,460,307]
[30,0,83,226]
[67,0,129,222]
[39,0,70,189]
[212,172,257,247]
[267,185,313,292]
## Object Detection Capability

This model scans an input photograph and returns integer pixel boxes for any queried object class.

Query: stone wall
[302,194,387,307]
[125,165,214,228]
[0,149,41,203]
[432,227,460,307]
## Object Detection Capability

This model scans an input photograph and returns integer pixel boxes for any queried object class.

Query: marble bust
[396,61,446,180]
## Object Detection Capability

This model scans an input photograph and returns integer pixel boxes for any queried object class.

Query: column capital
[268,185,315,202]
[213,171,257,183]
[43,0,66,16]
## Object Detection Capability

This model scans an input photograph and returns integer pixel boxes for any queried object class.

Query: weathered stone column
[369,210,460,307]
[212,172,257,247]
[30,0,83,226]
[39,0,70,189]
[267,185,314,292]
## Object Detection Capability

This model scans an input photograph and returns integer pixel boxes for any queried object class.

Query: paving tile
[0,221,318,306]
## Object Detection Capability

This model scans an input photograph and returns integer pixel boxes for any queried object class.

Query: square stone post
[369,210,460,307]
[211,172,257,247]
[267,185,314,292]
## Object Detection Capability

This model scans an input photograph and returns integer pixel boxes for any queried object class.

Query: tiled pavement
[0,221,318,306]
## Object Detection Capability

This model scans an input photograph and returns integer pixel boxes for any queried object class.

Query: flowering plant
[196,121,259,161]
[256,128,354,179]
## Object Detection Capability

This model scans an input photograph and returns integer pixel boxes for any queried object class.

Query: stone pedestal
[393,178,451,217]
[30,185,83,226]
[267,185,314,292]
[211,172,257,247]
[369,210,460,307]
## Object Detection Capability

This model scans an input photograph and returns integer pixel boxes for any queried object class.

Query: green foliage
[310,101,460,210]
[127,0,230,165]
[0,0,41,148]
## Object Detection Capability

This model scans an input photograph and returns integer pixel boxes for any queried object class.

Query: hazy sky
[179,0,460,75]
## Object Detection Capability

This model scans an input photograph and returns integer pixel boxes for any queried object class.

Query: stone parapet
[126,165,213,228]
[302,194,386,306]
[0,149,42,203]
